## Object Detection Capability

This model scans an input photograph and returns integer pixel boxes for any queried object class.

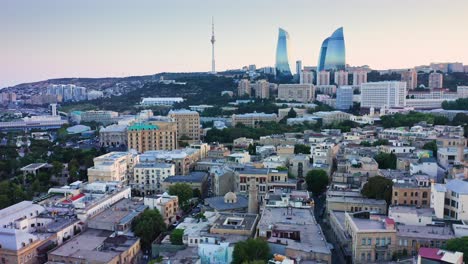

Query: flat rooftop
[389,206,434,218]
[327,196,387,205]
[259,207,330,255]
[48,229,138,263]
[211,213,258,232]
[397,224,455,240]
[88,198,146,228]
[351,216,387,231]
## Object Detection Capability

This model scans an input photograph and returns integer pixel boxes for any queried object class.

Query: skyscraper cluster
[274,27,346,80]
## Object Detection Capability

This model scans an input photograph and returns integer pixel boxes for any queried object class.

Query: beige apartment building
[392,176,431,207]
[168,109,201,142]
[87,152,135,184]
[144,193,179,225]
[237,79,251,97]
[345,212,397,263]
[127,121,177,153]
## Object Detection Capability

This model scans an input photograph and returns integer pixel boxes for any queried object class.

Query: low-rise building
[231,113,278,128]
[388,206,434,226]
[417,247,464,264]
[144,193,179,225]
[99,124,127,148]
[327,196,388,214]
[392,175,431,207]
[431,179,468,220]
[80,110,118,125]
[162,172,209,197]
[344,212,397,263]
[397,224,455,256]
[277,84,315,103]
[47,229,141,264]
[257,207,331,263]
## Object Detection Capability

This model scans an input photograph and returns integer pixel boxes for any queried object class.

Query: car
[172,221,179,227]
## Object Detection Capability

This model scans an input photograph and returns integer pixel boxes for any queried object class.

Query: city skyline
[2,0,468,87]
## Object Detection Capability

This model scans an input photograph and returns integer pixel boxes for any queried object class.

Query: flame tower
[210,17,216,74]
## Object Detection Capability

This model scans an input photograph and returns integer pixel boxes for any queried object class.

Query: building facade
[360,81,407,109]
[277,84,315,103]
[169,109,201,142]
[127,122,177,153]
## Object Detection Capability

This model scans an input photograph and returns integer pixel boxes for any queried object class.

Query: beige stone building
[127,121,177,153]
[392,176,431,207]
[99,124,127,148]
[237,79,251,97]
[237,167,294,200]
[253,80,270,99]
[345,212,397,263]
[401,69,418,90]
[87,152,136,184]
[169,109,201,142]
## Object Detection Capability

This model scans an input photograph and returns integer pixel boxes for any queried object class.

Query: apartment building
[231,113,278,128]
[127,121,177,153]
[132,163,175,195]
[431,179,468,220]
[87,152,136,184]
[277,84,315,103]
[144,193,179,225]
[392,175,431,207]
[168,109,201,142]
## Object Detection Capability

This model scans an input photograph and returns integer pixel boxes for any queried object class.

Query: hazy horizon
[2,0,468,88]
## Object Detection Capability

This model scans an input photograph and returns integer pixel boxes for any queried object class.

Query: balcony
[375,244,388,251]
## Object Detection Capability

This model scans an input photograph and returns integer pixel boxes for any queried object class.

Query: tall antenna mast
[210,16,216,74]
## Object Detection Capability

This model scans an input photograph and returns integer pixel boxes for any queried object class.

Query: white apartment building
[457,86,468,98]
[431,179,468,220]
[277,84,315,103]
[132,163,175,195]
[361,81,407,109]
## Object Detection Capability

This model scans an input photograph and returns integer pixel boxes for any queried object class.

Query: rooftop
[258,207,330,255]
[397,224,454,240]
[446,179,468,194]
[87,198,147,229]
[327,196,387,206]
[128,122,159,131]
[164,172,208,183]
[204,195,248,211]
[48,229,139,263]
[389,206,434,218]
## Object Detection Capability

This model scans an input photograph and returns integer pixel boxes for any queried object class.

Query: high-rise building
[336,86,354,110]
[353,71,367,86]
[428,72,443,88]
[317,27,346,72]
[275,28,292,76]
[168,109,201,142]
[300,70,314,84]
[127,122,178,153]
[401,69,418,90]
[237,79,251,97]
[277,84,315,103]
[317,71,330,85]
[457,86,468,98]
[361,81,407,109]
[334,70,349,86]
[295,60,302,81]
[253,80,270,99]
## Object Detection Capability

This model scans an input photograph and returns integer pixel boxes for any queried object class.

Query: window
[387,237,391,245]
[362,238,366,245]
[361,253,365,261]
[376,238,380,246]
[367,238,371,245]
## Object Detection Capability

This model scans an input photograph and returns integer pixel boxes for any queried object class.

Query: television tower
[210,17,216,74]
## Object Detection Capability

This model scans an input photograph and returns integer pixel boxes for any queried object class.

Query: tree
[361,176,393,205]
[422,140,438,157]
[51,161,64,176]
[294,144,311,154]
[305,169,329,195]
[287,108,297,118]
[133,209,166,251]
[247,143,257,155]
[232,238,271,264]
[444,237,468,263]
[168,183,193,208]
[170,229,184,245]
[374,152,397,169]
[192,188,201,198]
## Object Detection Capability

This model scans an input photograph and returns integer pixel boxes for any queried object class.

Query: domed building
[204,192,248,213]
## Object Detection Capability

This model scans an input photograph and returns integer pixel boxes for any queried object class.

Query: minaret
[210,17,216,74]
[248,177,259,214]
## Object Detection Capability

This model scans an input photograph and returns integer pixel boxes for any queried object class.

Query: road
[314,194,348,264]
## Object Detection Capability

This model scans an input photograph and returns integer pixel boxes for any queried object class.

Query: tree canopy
[232,238,271,264]
[168,183,193,209]
[361,176,393,205]
[132,209,166,251]
[305,169,329,195]
[294,144,311,154]
[170,229,184,245]
[374,152,397,169]
[422,140,438,157]
[444,237,468,263]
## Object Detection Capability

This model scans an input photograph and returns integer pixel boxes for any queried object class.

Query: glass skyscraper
[317,27,346,72]
[275,28,292,76]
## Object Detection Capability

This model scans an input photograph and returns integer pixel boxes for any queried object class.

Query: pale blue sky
[1,0,467,87]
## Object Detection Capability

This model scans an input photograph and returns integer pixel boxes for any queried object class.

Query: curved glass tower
[275,28,292,76]
[317,27,346,72]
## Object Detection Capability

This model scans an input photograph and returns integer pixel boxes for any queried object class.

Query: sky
[1,0,468,88]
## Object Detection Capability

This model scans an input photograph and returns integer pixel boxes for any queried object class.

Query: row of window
[361,237,392,246]
[394,191,428,198]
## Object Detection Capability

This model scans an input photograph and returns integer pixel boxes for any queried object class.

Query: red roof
[385,218,395,225]
[419,247,442,260]
[62,193,85,204]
